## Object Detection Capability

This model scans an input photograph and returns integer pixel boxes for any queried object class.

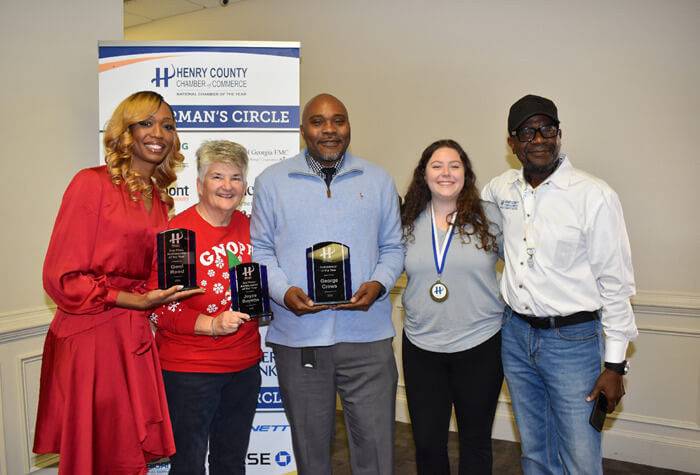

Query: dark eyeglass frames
[511,124,559,143]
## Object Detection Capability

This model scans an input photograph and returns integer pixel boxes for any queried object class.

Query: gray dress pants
[271,338,398,475]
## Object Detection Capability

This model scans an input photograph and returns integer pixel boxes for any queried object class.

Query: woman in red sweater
[35,91,202,474]
[150,140,262,475]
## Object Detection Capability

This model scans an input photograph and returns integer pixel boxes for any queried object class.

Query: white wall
[125,1,700,471]
[0,0,122,472]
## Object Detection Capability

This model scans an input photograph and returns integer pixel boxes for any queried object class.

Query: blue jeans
[501,307,603,475]
[162,363,261,475]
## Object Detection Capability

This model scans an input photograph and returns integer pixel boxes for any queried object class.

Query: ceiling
[123,0,243,28]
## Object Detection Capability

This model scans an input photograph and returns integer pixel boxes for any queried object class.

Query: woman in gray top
[401,139,504,475]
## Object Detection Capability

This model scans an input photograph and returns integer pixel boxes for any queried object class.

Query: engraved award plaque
[157,228,198,290]
[306,241,352,305]
[230,262,273,322]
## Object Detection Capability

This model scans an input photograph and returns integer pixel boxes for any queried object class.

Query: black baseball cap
[508,94,559,134]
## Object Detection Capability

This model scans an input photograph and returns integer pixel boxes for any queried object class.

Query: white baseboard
[602,428,700,473]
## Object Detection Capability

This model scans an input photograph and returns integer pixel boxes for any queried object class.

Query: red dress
[34,166,175,475]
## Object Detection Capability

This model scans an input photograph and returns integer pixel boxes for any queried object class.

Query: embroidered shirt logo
[499,199,519,211]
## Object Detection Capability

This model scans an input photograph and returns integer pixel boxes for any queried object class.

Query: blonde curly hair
[103,91,184,210]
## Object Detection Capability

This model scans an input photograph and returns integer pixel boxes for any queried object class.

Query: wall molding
[0,307,54,343]
[632,291,699,337]
[19,353,44,472]
[636,326,698,338]
[389,286,700,473]
[398,389,699,436]
[1,289,696,337]
[0,369,7,475]
[393,280,700,312]
[490,393,700,435]
[631,291,700,314]
[2,291,699,472]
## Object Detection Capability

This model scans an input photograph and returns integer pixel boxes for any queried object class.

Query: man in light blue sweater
[250,93,403,475]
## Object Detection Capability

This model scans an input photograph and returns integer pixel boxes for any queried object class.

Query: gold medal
[430,281,448,302]
[429,202,454,304]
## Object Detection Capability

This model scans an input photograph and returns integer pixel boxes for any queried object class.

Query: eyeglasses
[511,124,559,143]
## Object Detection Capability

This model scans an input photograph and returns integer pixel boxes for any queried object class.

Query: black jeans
[162,363,261,475]
[402,331,504,475]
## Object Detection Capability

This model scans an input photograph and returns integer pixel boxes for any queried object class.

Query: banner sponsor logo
[248,147,291,163]
[246,452,272,465]
[167,185,191,201]
[245,451,294,467]
[251,424,290,432]
[145,461,169,474]
[275,451,292,467]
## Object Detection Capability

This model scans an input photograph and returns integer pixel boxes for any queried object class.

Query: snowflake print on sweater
[150,205,259,374]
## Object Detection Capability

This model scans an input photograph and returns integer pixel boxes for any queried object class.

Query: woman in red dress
[34,91,202,475]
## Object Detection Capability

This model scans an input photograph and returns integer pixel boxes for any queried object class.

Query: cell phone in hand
[589,393,608,432]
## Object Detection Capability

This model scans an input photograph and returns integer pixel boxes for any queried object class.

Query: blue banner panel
[172,105,299,129]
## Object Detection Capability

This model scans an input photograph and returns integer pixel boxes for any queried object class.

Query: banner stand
[98,40,300,474]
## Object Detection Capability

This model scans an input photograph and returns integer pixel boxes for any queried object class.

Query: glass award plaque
[230,262,274,322]
[157,228,198,290]
[306,241,352,305]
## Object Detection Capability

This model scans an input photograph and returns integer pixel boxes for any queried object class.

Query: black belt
[511,308,598,329]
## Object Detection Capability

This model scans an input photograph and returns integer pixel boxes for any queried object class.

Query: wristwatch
[604,360,629,375]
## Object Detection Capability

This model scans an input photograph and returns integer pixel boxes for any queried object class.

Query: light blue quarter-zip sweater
[250,150,404,347]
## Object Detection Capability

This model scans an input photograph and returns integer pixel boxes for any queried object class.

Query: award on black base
[157,228,198,290]
[306,241,352,305]
[230,262,274,323]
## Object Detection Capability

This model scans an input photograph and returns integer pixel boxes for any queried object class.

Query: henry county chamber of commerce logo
[151,65,248,88]
[241,265,256,278]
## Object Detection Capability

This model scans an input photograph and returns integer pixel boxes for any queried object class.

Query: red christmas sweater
[150,205,262,373]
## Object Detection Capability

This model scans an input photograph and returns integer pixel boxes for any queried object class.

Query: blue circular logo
[275,450,292,467]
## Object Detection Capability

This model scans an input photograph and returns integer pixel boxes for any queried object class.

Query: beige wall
[0,0,123,315]
[0,0,698,471]
[0,1,122,472]
[124,0,700,295]
[123,1,700,470]
[2,0,697,316]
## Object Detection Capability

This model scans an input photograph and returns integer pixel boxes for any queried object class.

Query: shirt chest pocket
[551,225,583,270]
